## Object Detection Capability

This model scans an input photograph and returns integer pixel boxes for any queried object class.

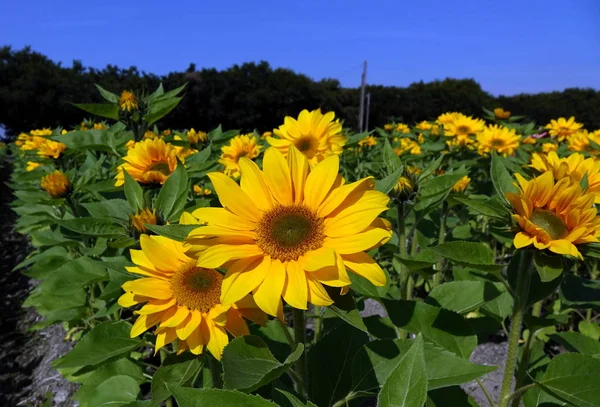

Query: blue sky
[2,0,599,95]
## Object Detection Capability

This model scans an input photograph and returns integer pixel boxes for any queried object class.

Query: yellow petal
[122,278,173,299]
[301,247,337,271]
[287,145,310,204]
[342,252,387,286]
[549,240,582,259]
[282,261,308,310]
[323,228,391,254]
[118,292,151,308]
[263,148,293,205]
[207,172,263,222]
[204,318,229,360]
[196,244,263,268]
[225,309,250,337]
[155,328,178,353]
[253,259,286,316]
[239,158,274,211]
[137,298,177,314]
[304,155,340,210]
[318,177,374,218]
[306,276,334,306]
[513,232,533,248]
[176,310,202,340]
[186,324,205,355]
[190,207,256,230]
[140,234,188,272]
[130,312,163,337]
[221,256,269,305]
[324,191,389,237]
[160,306,190,328]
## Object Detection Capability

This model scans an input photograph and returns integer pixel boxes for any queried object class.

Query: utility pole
[358,60,367,132]
[365,92,371,132]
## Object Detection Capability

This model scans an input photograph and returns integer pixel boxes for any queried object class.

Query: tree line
[2,46,600,140]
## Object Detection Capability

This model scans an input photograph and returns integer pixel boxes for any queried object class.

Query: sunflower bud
[41,170,70,198]
[130,208,157,233]
[119,90,138,112]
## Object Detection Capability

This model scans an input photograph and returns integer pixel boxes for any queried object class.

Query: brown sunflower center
[492,139,505,147]
[530,208,569,240]
[295,136,318,158]
[150,161,172,176]
[256,205,325,262]
[457,125,471,134]
[170,261,222,312]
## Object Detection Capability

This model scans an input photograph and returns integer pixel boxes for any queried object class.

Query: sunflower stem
[498,249,532,407]
[433,201,449,288]
[292,308,307,397]
[397,204,408,297]
[313,306,323,341]
[208,355,223,389]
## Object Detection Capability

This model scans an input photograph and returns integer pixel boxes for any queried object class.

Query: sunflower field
[6,83,600,407]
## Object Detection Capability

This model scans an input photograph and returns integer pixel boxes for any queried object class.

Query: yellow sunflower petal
[207,172,263,222]
[196,244,263,269]
[176,310,202,340]
[341,252,387,286]
[191,207,256,230]
[323,228,391,254]
[324,191,389,237]
[186,325,204,355]
[282,261,308,310]
[118,292,151,308]
[204,318,229,360]
[306,276,334,306]
[304,155,340,210]
[253,259,286,316]
[287,145,310,204]
[122,278,173,300]
[160,306,190,328]
[301,247,337,271]
[513,232,533,249]
[137,299,177,314]
[155,328,178,353]
[225,309,250,337]
[318,177,374,218]
[263,148,293,205]
[221,256,269,305]
[131,312,163,337]
[239,158,274,211]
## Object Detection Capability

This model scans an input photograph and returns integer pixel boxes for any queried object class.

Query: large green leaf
[155,162,189,222]
[533,251,564,282]
[152,353,203,403]
[123,171,144,212]
[82,199,132,221]
[383,139,402,173]
[383,299,477,357]
[73,103,120,120]
[375,167,404,194]
[490,151,517,200]
[145,224,197,242]
[54,321,141,370]
[414,172,467,212]
[432,241,503,272]
[52,130,117,153]
[537,353,600,407]
[325,286,368,333]
[222,335,303,393]
[452,195,508,220]
[95,84,119,103]
[86,375,139,407]
[427,280,502,314]
[145,96,183,125]
[58,217,126,237]
[170,387,277,407]
[352,339,495,393]
[427,386,480,407]
[550,332,600,355]
[378,335,427,407]
[349,268,391,298]
[560,274,600,309]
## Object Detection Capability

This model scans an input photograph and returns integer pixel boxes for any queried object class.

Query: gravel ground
[0,157,77,407]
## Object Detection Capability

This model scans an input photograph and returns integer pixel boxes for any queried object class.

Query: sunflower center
[529,209,569,240]
[170,261,222,312]
[295,136,318,158]
[256,205,324,262]
[457,125,471,134]
[492,139,505,147]
[150,162,172,176]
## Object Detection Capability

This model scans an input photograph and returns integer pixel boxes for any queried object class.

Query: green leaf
[537,353,600,407]
[378,335,427,407]
[375,167,404,194]
[73,103,119,120]
[418,155,444,182]
[560,274,600,308]
[326,287,368,333]
[508,250,563,307]
[87,375,139,407]
[144,224,197,242]
[145,96,183,125]
[427,386,480,407]
[383,139,402,173]
[432,241,503,272]
[155,162,189,222]
[95,84,119,103]
[579,321,600,340]
[222,335,303,393]
[58,217,126,237]
[551,332,600,355]
[352,339,496,393]
[427,281,502,314]
[54,321,142,370]
[307,323,369,406]
[274,389,307,407]
[452,195,508,219]
[383,299,477,357]
[82,199,132,221]
[533,251,564,282]
[152,353,202,403]
[124,171,145,212]
[50,130,117,153]
[414,172,467,212]
[170,387,277,407]
[349,268,390,298]
[491,151,517,200]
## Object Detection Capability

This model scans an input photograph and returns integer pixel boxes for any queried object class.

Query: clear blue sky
[2,0,599,96]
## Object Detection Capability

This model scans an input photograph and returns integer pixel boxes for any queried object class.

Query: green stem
[433,201,449,288]
[292,308,307,397]
[511,328,535,407]
[276,317,295,348]
[476,378,495,407]
[314,306,323,342]
[160,350,174,407]
[208,355,223,389]
[498,250,533,407]
[397,204,408,299]
[507,383,539,403]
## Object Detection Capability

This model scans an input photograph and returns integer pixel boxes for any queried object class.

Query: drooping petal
[341,252,387,286]
[220,256,269,305]
[306,276,334,306]
[176,310,202,340]
[282,261,308,310]
[130,312,164,337]
[204,318,229,360]
[253,259,286,316]
[225,309,250,337]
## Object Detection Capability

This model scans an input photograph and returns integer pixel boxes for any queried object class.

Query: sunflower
[494,108,511,119]
[443,114,485,137]
[358,135,377,147]
[545,117,583,141]
[446,134,476,149]
[187,128,208,145]
[219,134,261,178]
[395,138,421,155]
[415,121,433,131]
[436,112,460,125]
[395,123,410,134]
[383,124,394,131]
[542,143,558,153]
[115,138,184,187]
[118,234,266,359]
[131,208,157,233]
[193,185,212,196]
[568,130,600,154]
[530,151,600,203]
[452,176,471,193]
[267,109,346,167]
[522,136,537,145]
[38,139,67,159]
[41,170,70,198]
[120,90,138,112]
[185,146,392,316]
[26,161,43,172]
[476,125,521,157]
[506,171,600,258]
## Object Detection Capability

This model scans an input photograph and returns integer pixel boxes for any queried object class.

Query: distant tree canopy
[1,46,600,140]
